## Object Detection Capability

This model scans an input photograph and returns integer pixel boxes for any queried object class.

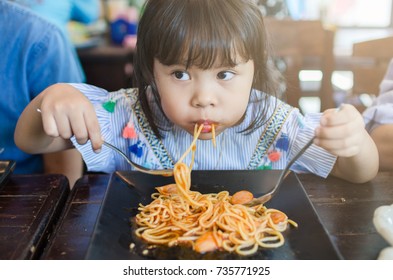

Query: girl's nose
[191,85,217,108]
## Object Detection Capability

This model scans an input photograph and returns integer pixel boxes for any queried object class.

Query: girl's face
[153,57,255,140]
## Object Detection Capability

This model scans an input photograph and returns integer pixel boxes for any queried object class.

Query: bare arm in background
[369,124,393,171]
[363,58,393,171]
[43,149,83,188]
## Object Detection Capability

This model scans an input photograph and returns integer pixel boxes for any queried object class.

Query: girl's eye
[173,71,190,81]
[217,71,235,81]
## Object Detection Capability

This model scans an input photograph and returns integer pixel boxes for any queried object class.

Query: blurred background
[67,0,393,113]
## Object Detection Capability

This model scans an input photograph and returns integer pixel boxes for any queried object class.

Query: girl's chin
[183,129,214,140]
[197,133,214,140]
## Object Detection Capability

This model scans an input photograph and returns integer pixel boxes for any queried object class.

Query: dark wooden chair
[351,36,393,111]
[264,18,336,112]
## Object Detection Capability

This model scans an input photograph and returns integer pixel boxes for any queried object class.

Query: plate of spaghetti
[85,169,341,259]
[86,125,341,259]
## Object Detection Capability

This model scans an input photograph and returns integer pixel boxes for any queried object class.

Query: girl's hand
[39,84,103,152]
[314,104,367,158]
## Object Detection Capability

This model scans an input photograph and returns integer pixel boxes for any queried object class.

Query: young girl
[15,0,378,183]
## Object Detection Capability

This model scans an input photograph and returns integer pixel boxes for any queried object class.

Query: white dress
[70,83,336,177]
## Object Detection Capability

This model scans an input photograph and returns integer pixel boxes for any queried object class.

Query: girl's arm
[314,104,379,183]
[14,83,103,154]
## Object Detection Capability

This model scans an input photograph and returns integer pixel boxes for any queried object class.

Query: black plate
[0,160,16,188]
[85,170,342,260]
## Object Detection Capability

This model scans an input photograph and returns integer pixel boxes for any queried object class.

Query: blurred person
[363,58,393,171]
[12,0,101,81]
[12,0,100,38]
[0,0,83,186]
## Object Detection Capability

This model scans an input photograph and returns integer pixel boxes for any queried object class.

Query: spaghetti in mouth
[134,124,297,256]
[195,122,216,146]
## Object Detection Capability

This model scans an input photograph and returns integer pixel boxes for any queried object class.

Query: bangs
[160,31,249,69]
[135,0,275,138]
[152,0,264,69]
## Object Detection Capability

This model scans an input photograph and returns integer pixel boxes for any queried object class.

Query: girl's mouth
[196,121,215,133]
[201,124,212,133]
[195,121,217,146]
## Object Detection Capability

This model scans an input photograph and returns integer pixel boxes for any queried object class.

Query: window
[287,0,393,27]
[325,0,392,27]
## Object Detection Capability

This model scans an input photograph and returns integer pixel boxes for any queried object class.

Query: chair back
[352,36,393,98]
[264,18,336,111]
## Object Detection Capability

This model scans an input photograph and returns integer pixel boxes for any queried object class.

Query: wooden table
[40,174,109,260]
[0,174,69,259]
[39,171,393,260]
[299,172,393,260]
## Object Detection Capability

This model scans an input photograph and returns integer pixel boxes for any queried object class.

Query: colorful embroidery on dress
[262,132,290,167]
[129,140,144,158]
[122,121,137,139]
[297,114,305,129]
[103,89,135,113]
[102,100,117,113]
[248,102,293,169]
[268,150,281,162]
[143,162,154,169]
[257,163,272,170]
[276,133,289,151]
[132,95,175,168]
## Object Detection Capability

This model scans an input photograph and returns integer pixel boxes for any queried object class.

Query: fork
[245,105,345,206]
[103,141,174,176]
[36,108,174,176]
[245,136,315,206]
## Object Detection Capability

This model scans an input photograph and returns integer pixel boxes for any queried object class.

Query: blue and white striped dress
[70,83,336,178]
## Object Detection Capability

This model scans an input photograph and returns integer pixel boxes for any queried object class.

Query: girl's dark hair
[133,0,281,138]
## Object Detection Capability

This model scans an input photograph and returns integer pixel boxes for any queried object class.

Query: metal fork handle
[274,136,315,191]
[102,141,173,176]
[273,105,343,190]
[246,136,315,206]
